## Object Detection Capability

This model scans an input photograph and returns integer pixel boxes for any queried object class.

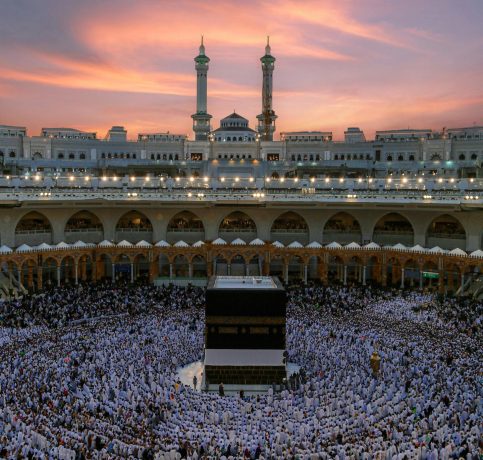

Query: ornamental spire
[265,35,271,55]
[199,35,205,55]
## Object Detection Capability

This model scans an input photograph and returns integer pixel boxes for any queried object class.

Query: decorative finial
[265,35,271,55]
[199,35,205,55]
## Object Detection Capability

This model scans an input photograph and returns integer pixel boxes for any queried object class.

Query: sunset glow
[1,0,482,139]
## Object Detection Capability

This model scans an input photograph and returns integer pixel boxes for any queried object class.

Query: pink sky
[0,0,482,140]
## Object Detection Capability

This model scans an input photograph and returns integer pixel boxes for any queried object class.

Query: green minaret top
[195,35,210,64]
[261,35,275,63]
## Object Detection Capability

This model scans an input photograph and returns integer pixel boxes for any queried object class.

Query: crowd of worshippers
[0,282,481,459]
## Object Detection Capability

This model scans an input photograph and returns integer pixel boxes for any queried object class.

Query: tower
[191,36,212,141]
[257,36,277,141]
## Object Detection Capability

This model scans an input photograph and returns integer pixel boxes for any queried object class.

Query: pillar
[111,263,115,282]
[343,265,347,286]
[284,263,288,284]
[362,266,366,286]
[37,266,43,291]
[56,266,61,288]
[303,265,308,284]
[74,261,79,285]
[27,265,33,290]
[212,259,216,276]
[400,268,405,289]
[227,263,231,276]
[130,263,134,283]
[419,270,423,289]
[245,263,249,276]
[149,259,159,283]
[263,257,270,276]
[189,263,193,278]
[438,271,444,294]
[169,263,174,279]
[460,273,465,295]
[381,264,387,287]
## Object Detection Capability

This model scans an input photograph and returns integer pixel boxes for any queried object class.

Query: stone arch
[322,212,362,245]
[426,214,466,250]
[115,210,153,243]
[213,253,229,275]
[230,254,247,276]
[42,256,58,287]
[372,212,414,246]
[288,255,304,282]
[218,211,257,243]
[192,255,207,278]
[134,253,149,281]
[64,210,104,244]
[173,254,189,277]
[270,211,309,245]
[403,258,420,288]
[166,211,205,243]
[247,254,262,276]
[346,255,364,284]
[421,260,439,290]
[60,255,76,284]
[386,256,403,286]
[269,254,285,279]
[15,211,53,246]
[327,255,345,284]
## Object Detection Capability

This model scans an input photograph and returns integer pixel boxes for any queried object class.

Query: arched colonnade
[1,245,481,296]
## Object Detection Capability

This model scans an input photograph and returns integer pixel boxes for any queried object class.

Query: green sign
[423,271,439,279]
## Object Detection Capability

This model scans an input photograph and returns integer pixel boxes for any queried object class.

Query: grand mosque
[0,39,481,298]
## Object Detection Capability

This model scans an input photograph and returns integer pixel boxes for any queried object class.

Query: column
[74,261,79,285]
[130,263,134,283]
[111,263,115,282]
[227,263,231,276]
[419,270,423,289]
[27,265,33,290]
[343,265,347,286]
[362,266,366,286]
[460,273,465,296]
[303,265,308,284]
[400,268,405,289]
[56,266,61,288]
[149,260,159,283]
[212,259,216,276]
[8,263,13,289]
[381,264,387,287]
[169,263,174,279]
[438,271,444,294]
[189,263,193,278]
[284,263,288,284]
[37,267,43,291]
[263,257,270,276]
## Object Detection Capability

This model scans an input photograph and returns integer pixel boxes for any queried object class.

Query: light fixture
[266,177,271,183]
[203,176,209,182]
[235,177,240,182]
[130,176,135,182]
[294,178,298,183]
[189,176,194,182]
[280,177,284,183]
[249,177,254,183]
[175,177,180,182]
[220,177,225,182]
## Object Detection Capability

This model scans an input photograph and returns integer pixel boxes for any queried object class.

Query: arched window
[470,153,477,160]
[9,151,16,158]
[409,155,415,161]
[33,152,42,160]
[387,155,393,161]
[334,155,338,160]
[459,154,466,161]
[58,153,64,159]
[398,155,404,161]
[174,154,179,160]
[79,153,86,160]
[169,154,173,160]
[69,153,75,160]
[316,154,320,161]
[163,154,167,160]
[150,154,155,160]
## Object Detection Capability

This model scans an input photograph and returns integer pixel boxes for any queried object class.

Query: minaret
[257,36,277,141]
[191,36,212,141]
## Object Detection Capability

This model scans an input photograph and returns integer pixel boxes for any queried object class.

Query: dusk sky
[1,0,482,140]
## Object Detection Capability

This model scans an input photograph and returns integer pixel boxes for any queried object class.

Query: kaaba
[203,276,287,386]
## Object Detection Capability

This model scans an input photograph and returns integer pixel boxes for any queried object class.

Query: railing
[115,228,152,232]
[167,228,204,232]
[65,228,102,233]
[15,229,52,235]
